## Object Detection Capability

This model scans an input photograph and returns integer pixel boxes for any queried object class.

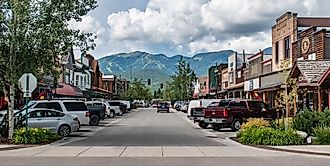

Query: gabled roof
[290,60,330,84]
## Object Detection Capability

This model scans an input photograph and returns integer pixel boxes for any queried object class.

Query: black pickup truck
[86,105,106,126]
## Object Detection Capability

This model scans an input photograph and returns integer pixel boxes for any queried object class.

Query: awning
[92,86,112,94]
[254,83,282,92]
[224,82,244,91]
[53,83,84,97]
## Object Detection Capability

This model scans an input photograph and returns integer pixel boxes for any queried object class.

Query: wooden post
[318,87,322,112]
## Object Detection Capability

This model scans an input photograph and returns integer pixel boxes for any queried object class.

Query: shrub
[238,127,304,146]
[292,110,330,135]
[13,128,61,144]
[241,118,270,131]
[314,126,330,145]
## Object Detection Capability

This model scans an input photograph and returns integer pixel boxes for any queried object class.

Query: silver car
[15,108,80,137]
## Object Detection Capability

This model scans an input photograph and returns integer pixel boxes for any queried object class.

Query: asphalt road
[65,108,224,146]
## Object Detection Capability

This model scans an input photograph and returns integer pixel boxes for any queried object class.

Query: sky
[69,0,330,58]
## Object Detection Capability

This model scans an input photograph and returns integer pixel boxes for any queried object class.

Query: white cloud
[76,0,330,57]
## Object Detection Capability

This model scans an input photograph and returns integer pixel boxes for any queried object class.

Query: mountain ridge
[98,48,271,88]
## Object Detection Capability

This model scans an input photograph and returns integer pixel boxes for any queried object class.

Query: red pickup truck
[201,99,277,131]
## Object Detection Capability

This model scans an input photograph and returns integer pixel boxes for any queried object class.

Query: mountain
[98,50,234,87]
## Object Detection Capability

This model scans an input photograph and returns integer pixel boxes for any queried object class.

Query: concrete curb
[0,145,36,151]
[255,146,330,157]
[229,138,330,157]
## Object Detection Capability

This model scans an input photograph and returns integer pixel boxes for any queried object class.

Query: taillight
[223,109,228,118]
[85,112,90,117]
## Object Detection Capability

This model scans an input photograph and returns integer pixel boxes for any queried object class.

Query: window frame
[284,36,291,59]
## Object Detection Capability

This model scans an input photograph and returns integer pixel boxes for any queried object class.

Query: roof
[291,60,330,84]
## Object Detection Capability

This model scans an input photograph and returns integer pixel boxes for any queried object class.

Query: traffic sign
[19,73,37,98]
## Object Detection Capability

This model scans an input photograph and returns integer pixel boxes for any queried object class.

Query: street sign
[19,73,37,98]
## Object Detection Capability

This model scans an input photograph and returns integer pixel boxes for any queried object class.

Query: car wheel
[231,119,241,131]
[118,111,123,116]
[89,115,100,126]
[58,125,71,137]
[212,124,221,131]
[198,122,209,129]
[108,111,115,118]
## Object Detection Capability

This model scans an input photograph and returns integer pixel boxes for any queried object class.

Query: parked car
[108,101,124,116]
[23,100,90,125]
[86,101,115,118]
[157,102,170,113]
[120,101,132,111]
[112,100,131,112]
[86,104,105,126]
[133,100,146,108]
[202,99,276,131]
[180,102,189,113]
[14,108,80,137]
[187,99,221,118]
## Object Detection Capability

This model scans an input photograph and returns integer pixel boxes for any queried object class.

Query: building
[192,76,208,99]
[255,11,330,108]
[244,51,272,99]
[289,26,330,112]
[208,64,228,98]
[220,68,229,98]
[102,75,129,99]
[225,52,252,98]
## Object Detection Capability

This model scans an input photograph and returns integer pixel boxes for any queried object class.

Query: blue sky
[70,0,330,58]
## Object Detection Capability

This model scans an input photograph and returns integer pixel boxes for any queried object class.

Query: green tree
[165,57,196,101]
[276,59,306,129]
[0,0,97,139]
[125,79,153,101]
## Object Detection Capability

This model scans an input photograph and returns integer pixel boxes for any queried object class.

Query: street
[65,108,223,146]
[0,108,329,166]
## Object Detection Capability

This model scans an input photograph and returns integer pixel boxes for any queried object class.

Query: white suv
[26,100,90,125]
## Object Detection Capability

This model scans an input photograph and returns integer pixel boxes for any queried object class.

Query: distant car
[15,108,80,137]
[108,101,124,116]
[157,102,169,113]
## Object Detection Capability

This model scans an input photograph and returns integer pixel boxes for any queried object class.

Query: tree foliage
[276,59,307,129]
[123,79,153,101]
[164,57,196,101]
[0,0,97,139]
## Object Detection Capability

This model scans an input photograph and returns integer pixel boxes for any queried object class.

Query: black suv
[157,102,169,113]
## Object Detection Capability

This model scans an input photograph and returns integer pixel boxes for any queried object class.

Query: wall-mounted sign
[301,37,310,54]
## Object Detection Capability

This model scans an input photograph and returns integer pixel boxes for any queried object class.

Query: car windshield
[219,100,230,107]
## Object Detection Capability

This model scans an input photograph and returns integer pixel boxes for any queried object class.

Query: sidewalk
[266,145,330,156]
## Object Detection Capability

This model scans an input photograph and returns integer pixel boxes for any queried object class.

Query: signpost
[18,73,37,132]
